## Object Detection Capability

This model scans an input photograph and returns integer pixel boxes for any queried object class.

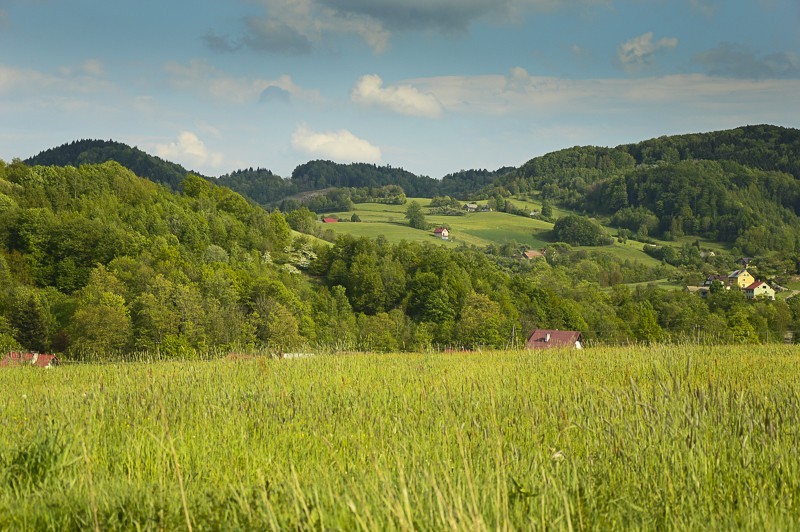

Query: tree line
[1,158,799,360]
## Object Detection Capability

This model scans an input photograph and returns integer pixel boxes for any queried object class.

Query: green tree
[8,286,53,352]
[68,266,132,357]
[456,293,505,348]
[405,201,427,230]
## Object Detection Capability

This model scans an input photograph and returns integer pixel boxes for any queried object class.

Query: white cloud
[403,68,800,119]
[0,62,114,95]
[351,74,443,118]
[617,32,678,72]
[291,124,381,163]
[155,131,225,169]
[164,60,321,104]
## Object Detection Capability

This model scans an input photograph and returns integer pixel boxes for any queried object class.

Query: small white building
[744,281,775,300]
[433,227,449,240]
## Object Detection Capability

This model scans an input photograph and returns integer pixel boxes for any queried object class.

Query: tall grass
[1,345,799,530]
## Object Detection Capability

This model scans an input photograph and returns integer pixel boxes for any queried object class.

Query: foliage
[405,201,428,230]
[552,215,612,246]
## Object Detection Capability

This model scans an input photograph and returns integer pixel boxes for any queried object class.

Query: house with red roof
[0,352,60,368]
[321,217,338,223]
[525,329,583,350]
[744,281,775,300]
[433,227,449,240]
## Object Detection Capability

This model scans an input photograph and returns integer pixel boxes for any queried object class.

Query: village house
[684,285,710,298]
[728,269,755,289]
[463,203,478,212]
[0,352,59,368]
[522,249,545,260]
[744,281,775,300]
[321,217,338,223]
[433,227,449,240]
[525,329,583,349]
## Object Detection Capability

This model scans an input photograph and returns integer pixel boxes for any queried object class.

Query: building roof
[0,352,59,368]
[745,281,768,291]
[321,217,338,223]
[433,227,448,234]
[523,249,544,259]
[525,329,582,349]
[728,269,750,278]
[685,285,710,294]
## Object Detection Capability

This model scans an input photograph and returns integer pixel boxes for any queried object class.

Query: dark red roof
[0,352,59,367]
[322,217,338,223]
[433,227,447,233]
[745,281,766,290]
[525,329,582,349]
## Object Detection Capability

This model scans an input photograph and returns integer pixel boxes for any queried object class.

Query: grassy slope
[323,198,666,268]
[1,345,799,529]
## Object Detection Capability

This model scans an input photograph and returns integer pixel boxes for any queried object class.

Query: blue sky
[1,0,799,179]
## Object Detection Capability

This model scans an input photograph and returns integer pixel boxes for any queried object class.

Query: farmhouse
[463,203,478,212]
[0,352,59,368]
[522,249,545,260]
[526,329,583,349]
[321,217,338,223]
[684,285,710,298]
[728,269,755,289]
[433,227,449,240]
[744,281,775,300]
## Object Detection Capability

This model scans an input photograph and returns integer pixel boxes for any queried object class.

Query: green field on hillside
[2,346,799,529]
[322,198,666,267]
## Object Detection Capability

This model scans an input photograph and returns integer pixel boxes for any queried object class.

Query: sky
[1,0,799,179]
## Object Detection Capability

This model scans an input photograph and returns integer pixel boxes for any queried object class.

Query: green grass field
[322,198,666,267]
[2,345,799,530]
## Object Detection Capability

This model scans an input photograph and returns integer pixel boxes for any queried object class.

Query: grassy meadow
[2,345,800,530]
[322,199,667,268]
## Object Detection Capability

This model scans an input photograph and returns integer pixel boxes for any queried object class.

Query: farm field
[322,199,666,267]
[2,346,800,530]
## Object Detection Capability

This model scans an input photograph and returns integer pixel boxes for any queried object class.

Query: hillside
[25,139,198,191]
[3,146,800,357]
[499,125,800,255]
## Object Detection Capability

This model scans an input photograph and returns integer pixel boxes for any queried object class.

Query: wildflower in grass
[550,448,565,463]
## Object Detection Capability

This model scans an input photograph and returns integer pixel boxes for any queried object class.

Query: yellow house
[727,269,754,289]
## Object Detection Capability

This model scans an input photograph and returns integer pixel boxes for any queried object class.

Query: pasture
[322,198,666,267]
[2,345,799,530]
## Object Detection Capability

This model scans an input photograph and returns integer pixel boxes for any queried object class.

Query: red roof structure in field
[525,330,583,349]
[0,352,60,368]
[322,217,338,223]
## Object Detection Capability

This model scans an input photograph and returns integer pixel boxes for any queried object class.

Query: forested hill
[23,139,512,206]
[622,124,800,178]
[290,160,439,197]
[25,139,197,191]
[498,124,800,255]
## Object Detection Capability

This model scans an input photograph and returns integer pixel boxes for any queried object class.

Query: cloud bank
[292,125,381,163]
[207,0,608,54]
[351,74,443,117]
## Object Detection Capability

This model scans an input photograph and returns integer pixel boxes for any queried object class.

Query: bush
[552,215,612,246]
